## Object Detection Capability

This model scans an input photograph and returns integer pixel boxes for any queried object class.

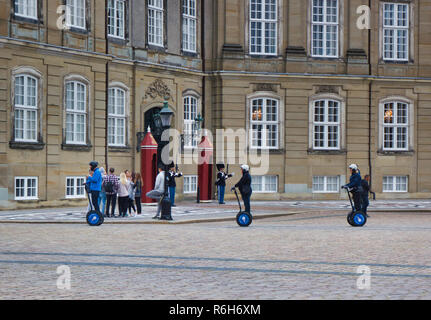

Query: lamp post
[159,101,174,220]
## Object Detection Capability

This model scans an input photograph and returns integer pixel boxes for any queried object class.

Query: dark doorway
[144,107,163,164]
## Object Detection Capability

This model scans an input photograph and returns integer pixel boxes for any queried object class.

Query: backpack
[104,180,114,193]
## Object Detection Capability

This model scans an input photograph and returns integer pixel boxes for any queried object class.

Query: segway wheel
[352,212,367,227]
[236,212,252,227]
[86,210,104,227]
[347,212,355,226]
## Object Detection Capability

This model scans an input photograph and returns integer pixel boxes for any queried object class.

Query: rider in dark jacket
[232,165,252,213]
[342,164,363,212]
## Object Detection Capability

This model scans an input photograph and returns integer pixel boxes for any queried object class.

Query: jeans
[135,196,142,214]
[98,191,106,215]
[106,194,117,216]
[361,194,369,214]
[218,185,226,204]
[241,191,252,213]
[118,196,129,217]
[169,187,176,206]
[90,191,100,213]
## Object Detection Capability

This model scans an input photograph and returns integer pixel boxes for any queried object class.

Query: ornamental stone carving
[144,79,172,101]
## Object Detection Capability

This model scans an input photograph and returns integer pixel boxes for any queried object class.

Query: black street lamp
[159,101,174,220]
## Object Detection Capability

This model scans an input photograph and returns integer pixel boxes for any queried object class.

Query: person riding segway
[85,161,104,226]
[342,164,367,227]
[231,164,253,227]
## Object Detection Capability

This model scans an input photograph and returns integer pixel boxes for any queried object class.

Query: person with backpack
[103,168,119,218]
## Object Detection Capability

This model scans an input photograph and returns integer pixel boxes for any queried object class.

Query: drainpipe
[368,0,372,189]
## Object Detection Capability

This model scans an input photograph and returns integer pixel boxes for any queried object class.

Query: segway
[233,188,252,227]
[344,187,367,227]
[84,183,104,227]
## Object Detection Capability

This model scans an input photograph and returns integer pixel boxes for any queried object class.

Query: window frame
[183,175,198,194]
[182,0,197,53]
[383,176,408,193]
[249,97,280,150]
[13,74,38,143]
[382,2,410,62]
[14,176,38,200]
[147,0,164,47]
[14,0,38,20]
[312,175,340,193]
[311,0,340,58]
[312,99,341,150]
[107,0,126,39]
[249,0,278,56]
[382,101,409,151]
[65,0,87,30]
[108,87,127,147]
[64,80,88,145]
[251,175,278,193]
[65,176,86,199]
[183,95,200,149]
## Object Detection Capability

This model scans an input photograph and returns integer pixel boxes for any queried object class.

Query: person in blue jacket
[342,164,363,212]
[86,161,103,214]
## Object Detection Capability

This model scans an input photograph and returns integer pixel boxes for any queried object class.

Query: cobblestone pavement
[0,199,430,222]
[0,210,430,300]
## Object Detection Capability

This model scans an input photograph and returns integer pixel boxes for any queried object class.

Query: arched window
[250,98,279,149]
[183,95,199,148]
[382,100,409,151]
[312,99,341,150]
[65,80,87,145]
[108,87,127,147]
[13,74,38,142]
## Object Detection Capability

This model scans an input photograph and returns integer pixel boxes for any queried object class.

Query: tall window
[250,0,277,55]
[184,96,199,148]
[383,176,408,193]
[66,0,86,30]
[65,81,87,145]
[108,0,125,39]
[250,98,279,149]
[311,0,339,58]
[15,177,38,200]
[14,74,38,142]
[383,101,408,151]
[182,0,197,53]
[313,99,340,150]
[66,177,86,199]
[313,176,340,193]
[383,3,409,61]
[108,87,127,147]
[148,0,164,46]
[14,0,37,19]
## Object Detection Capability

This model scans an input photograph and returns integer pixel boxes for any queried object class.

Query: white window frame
[383,176,408,193]
[183,96,199,149]
[382,3,409,62]
[382,101,409,151]
[65,176,86,199]
[252,175,278,193]
[312,99,341,150]
[14,177,38,200]
[311,0,339,58]
[107,0,126,39]
[14,74,38,143]
[249,0,278,56]
[65,80,87,145]
[250,98,280,150]
[312,176,340,193]
[183,175,198,194]
[66,0,86,30]
[148,0,164,47]
[14,0,38,19]
[108,87,127,147]
[182,0,197,53]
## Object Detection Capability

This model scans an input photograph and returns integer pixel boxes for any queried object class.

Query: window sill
[108,36,129,46]
[182,50,198,58]
[109,146,132,153]
[9,141,45,150]
[65,27,89,36]
[308,149,347,155]
[379,59,413,65]
[12,15,41,25]
[61,144,92,152]
[248,148,284,154]
[147,44,166,53]
[377,150,414,156]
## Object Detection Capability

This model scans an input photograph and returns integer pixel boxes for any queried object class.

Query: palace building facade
[1,0,430,209]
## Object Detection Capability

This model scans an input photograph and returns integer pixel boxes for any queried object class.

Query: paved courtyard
[0,210,430,300]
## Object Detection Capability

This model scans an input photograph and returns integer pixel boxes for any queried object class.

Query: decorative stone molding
[315,85,339,95]
[144,79,172,101]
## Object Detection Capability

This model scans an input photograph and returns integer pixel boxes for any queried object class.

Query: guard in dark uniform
[167,162,183,207]
[215,163,234,204]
